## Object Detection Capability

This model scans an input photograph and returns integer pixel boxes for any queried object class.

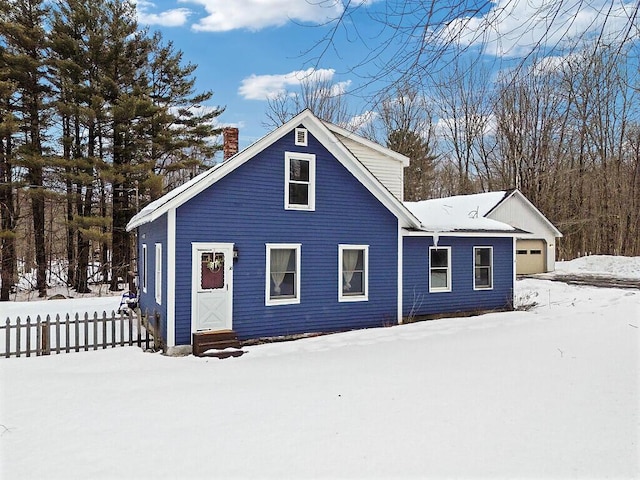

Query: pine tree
[146,31,224,196]
[0,33,19,300]
[0,0,51,297]
[49,0,110,293]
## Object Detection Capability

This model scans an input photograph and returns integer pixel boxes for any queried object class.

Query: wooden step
[192,330,244,357]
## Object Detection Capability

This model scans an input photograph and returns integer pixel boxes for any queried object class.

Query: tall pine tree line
[0,0,223,299]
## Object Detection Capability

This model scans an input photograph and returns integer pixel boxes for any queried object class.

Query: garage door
[516,239,546,274]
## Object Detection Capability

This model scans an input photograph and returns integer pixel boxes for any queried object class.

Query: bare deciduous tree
[263,72,352,128]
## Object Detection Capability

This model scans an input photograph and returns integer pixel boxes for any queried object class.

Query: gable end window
[429,246,451,292]
[155,243,162,304]
[141,244,148,293]
[266,244,301,306]
[474,247,493,290]
[295,127,308,146]
[339,245,369,302]
[285,152,315,211]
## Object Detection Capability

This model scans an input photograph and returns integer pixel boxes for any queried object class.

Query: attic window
[295,127,308,146]
[285,152,315,211]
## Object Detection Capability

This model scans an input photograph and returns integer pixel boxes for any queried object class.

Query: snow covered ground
[554,254,640,279]
[1,256,639,479]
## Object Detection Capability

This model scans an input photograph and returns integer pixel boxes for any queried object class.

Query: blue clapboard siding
[402,235,513,317]
[173,127,399,343]
[137,214,168,343]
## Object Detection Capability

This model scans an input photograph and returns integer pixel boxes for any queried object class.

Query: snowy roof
[405,191,517,232]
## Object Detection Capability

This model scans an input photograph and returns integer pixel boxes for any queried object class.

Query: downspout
[397,223,403,324]
[166,208,176,349]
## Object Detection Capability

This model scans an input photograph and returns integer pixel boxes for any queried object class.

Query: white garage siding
[488,192,561,272]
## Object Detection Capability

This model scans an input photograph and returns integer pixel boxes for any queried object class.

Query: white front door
[192,243,234,332]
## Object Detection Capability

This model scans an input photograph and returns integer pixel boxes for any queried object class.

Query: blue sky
[136,0,373,148]
[135,0,637,151]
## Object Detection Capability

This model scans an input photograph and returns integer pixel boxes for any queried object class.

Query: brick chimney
[223,127,239,160]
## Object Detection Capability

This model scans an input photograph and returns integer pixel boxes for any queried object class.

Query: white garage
[486,191,562,273]
[406,189,562,274]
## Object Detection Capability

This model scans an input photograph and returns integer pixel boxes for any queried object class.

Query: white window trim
[429,246,451,293]
[265,243,301,306]
[155,243,162,304]
[338,244,369,302]
[294,127,308,146]
[284,152,316,211]
[473,246,493,290]
[141,244,148,293]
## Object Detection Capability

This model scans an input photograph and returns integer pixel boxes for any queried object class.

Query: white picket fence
[1,309,158,358]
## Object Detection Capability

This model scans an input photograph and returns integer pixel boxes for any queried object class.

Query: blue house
[126,110,517,355]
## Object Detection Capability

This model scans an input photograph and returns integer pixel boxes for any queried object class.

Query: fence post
[128,310,134,346]
[55,314,61,354]
[42,315,50,355]
[36,316,41,356]
[83,313,89,351]
[25,317,32,357]
[119,311,125,347]
[65,314,71,353]
[111,310,116,348]
[136,310,143,348]
[93,312,98,350]
[5,318,10,358]
[75,314,80,352]
[16,316,21,357]
[102,311,107,349]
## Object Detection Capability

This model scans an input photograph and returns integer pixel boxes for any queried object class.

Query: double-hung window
[474,247,493,290]
[429,246,451,292]
[285,152,315,210]
[266,244,301,305]
[155,243,162,304]
[141,244,148,293]
[338,245,368,302]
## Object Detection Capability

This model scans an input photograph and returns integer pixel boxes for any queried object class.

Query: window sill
[285,204,315,211]
[266,297,300,306]
[339,295,368,303]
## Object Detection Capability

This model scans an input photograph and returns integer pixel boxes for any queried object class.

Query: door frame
[191,242,234,334]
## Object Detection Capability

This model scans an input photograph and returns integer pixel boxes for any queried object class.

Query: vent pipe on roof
[223,127,239,160]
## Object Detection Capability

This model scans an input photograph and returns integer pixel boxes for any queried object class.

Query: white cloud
[344,111,378,131]
[136,0,191,27]
[439,0,637,57]
[239,68,339,100]
[185,0,343,32]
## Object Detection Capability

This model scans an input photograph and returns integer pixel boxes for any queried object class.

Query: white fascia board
[323,121,411,167]
[499,190,563,238]
[402,229,520,238]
